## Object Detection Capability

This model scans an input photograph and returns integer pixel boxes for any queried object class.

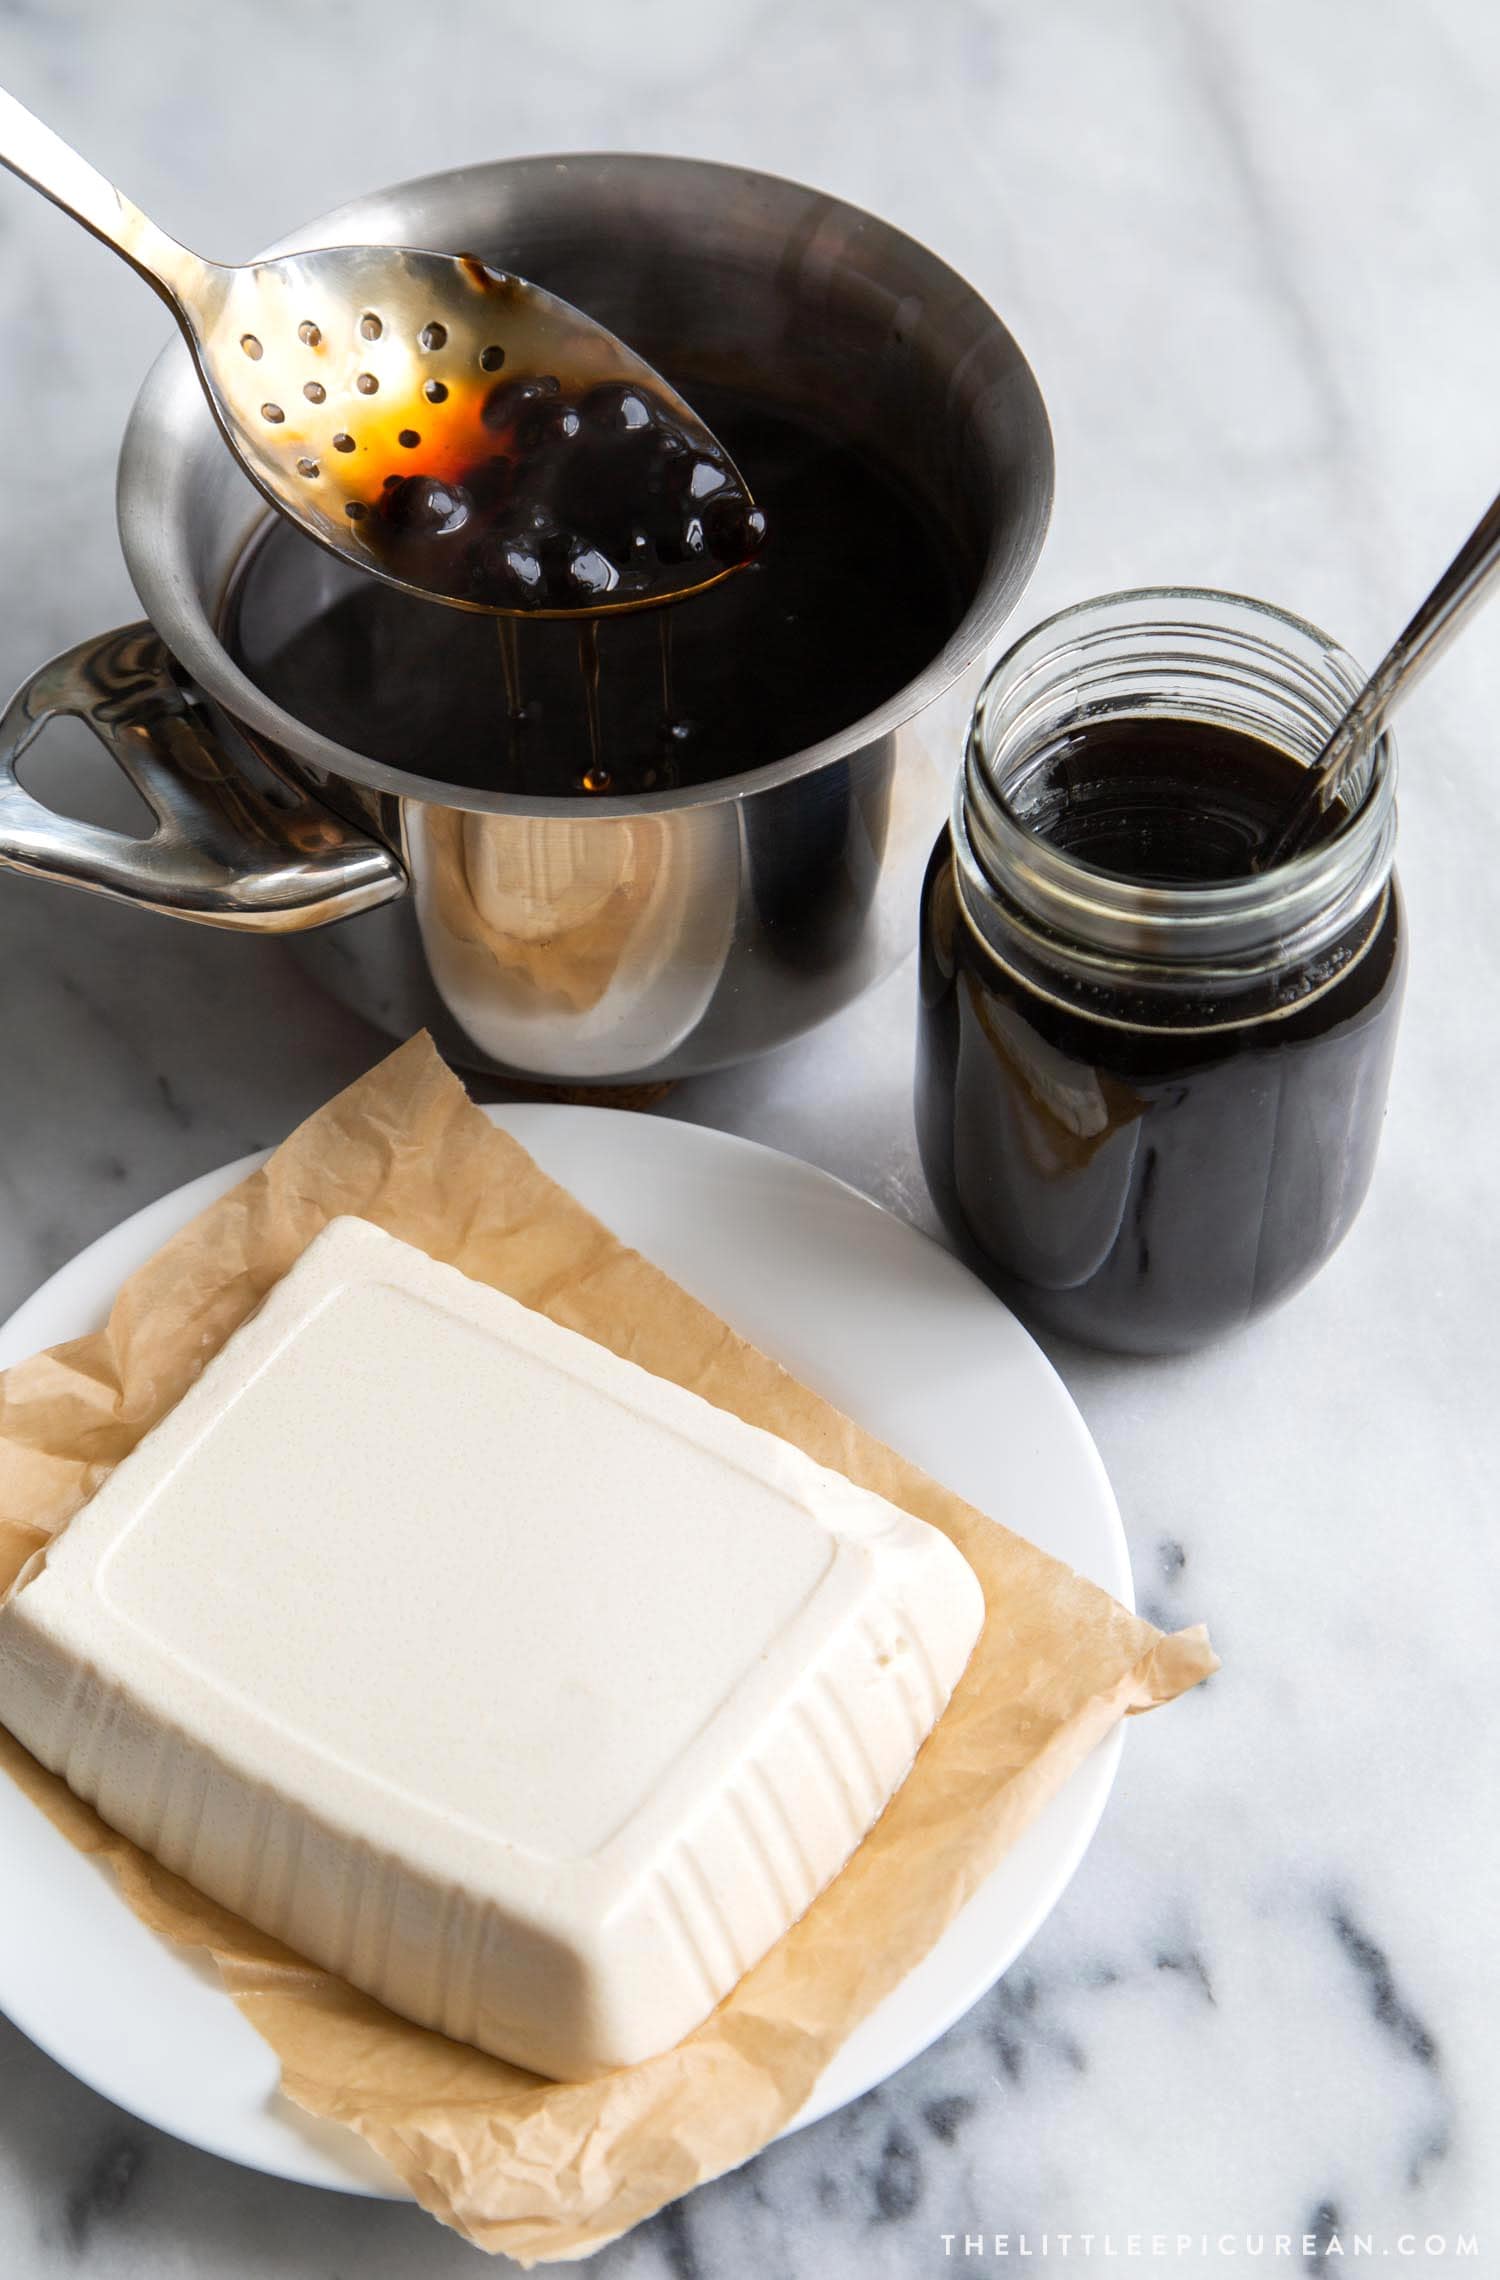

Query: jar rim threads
[958,587,1398,999]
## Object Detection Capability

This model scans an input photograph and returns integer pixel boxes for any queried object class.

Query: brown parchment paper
[0,1035,1216,2263]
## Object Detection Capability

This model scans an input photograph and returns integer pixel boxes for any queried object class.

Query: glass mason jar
[915,590,1406,1355]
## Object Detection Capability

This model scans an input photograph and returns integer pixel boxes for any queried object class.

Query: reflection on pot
[411,803,738,1079]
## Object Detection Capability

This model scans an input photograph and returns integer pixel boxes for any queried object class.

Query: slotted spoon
[1260,484,1500,865]
[0,87,758,616]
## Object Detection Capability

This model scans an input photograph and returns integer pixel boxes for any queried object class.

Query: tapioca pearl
[640,431,689,495]
[522,400,582,454]
[651,500,712,563]
[522,411,569,458]
[481,374,560,438]
[579,381,654,432]
[486,542,544,602]
[381,476,472,537]
[662,442,726,501]
[706,498,766,563]
[566,544,619,598]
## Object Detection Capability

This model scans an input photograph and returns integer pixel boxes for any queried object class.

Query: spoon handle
[0,84,202,303]
[1265,485,1500,865]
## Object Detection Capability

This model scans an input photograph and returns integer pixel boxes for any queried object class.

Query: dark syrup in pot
[222,383,971,797]
[915,718,1405,1354]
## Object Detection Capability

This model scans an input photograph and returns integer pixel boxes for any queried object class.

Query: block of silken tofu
[0,1216,985,2079]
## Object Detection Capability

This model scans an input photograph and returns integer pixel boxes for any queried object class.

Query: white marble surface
[1,1,1498,2273]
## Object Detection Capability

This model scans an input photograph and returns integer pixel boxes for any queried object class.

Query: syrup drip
[576,621,610,794]
[496,616,522,721]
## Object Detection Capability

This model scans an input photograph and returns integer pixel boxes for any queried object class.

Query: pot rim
[118,151,1053,818]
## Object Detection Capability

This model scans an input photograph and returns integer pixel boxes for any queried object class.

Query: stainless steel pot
[0,156,1053,1082]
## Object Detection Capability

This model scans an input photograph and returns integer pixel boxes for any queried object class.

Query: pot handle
[0,623,406,931]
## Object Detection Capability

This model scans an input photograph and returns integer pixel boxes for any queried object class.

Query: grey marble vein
[1,0,1498,2273]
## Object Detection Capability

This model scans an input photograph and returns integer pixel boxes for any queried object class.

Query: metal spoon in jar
[1260,486,1500,868]
[0,87,763,618]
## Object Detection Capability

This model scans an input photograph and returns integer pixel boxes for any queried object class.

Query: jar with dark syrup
[915,591,1405,1354]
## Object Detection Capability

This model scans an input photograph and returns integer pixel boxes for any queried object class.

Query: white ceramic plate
[0,1105,1131,2198]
